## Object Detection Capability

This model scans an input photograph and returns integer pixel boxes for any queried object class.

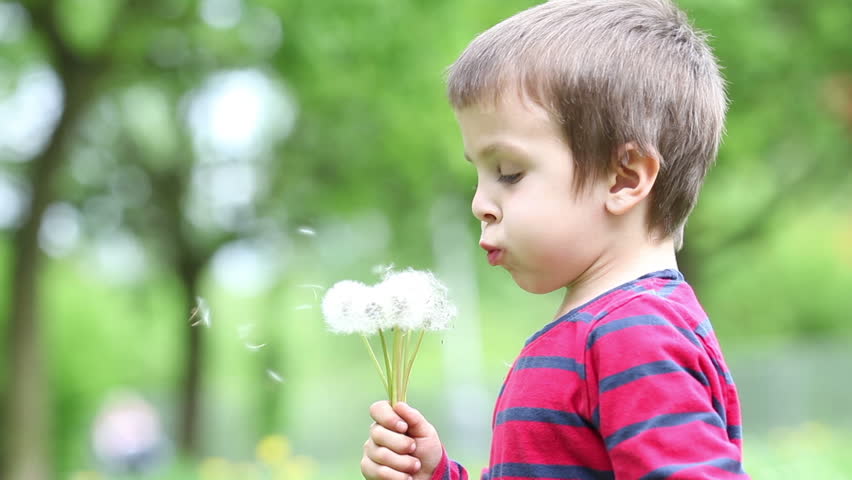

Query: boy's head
[447,0,727,250]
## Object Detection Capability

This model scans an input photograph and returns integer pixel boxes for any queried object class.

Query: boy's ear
[605,142,660,216]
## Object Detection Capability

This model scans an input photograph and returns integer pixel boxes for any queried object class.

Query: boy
[361,0,749,479]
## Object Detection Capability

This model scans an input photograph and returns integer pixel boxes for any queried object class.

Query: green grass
[63,424,852,480]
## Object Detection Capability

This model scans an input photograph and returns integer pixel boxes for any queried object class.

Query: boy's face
[456,93,612,294]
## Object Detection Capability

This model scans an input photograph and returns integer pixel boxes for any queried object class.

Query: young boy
[361,0,749,479]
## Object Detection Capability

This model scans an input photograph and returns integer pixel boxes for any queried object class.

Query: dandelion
[190,296,211,327]
[322,268,456,405]
[296,284,324,300]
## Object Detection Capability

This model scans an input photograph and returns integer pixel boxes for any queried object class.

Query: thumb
[393,402,434,438]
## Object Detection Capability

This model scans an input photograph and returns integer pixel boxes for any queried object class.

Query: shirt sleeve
[428,448,474,480]
[585,300,749,479]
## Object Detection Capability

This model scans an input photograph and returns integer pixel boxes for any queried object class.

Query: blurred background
[0,0,850,479]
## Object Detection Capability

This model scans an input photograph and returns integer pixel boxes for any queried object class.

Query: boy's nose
[471,187,500,224]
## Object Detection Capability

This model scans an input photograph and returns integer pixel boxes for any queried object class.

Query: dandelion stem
[393,327,404,405]
[400,330,408,402]
[361,335,387,392]
[403,329,425,398]
[379,330,393,402]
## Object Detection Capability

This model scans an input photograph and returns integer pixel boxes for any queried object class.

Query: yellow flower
[256,434,291,467]
[280,455,317,479]
[199,457,232,480]
[68,472,103,480]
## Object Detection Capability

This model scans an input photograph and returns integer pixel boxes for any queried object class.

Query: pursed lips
[479,241,504,266]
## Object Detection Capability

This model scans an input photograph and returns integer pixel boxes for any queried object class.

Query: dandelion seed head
[322,268,455,335]
[322,280,373,334]
[379,268,455,331]
[377,270,430,330]
[422,275,456,331]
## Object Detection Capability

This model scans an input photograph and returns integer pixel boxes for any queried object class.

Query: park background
[1,0,850,478]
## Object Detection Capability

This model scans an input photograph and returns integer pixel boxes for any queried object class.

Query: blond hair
[446,0,727,249]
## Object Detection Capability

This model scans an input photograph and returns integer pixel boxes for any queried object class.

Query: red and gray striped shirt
[430,270,749,480]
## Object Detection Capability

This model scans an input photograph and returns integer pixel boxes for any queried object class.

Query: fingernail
[396,421,408,432]
[415,460,421,470]
[409,442,416,453]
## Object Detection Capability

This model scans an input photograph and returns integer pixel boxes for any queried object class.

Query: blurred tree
[4,0,296,474]
[2,2,112,478]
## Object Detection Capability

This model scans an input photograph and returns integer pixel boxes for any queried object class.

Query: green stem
[400,330,408,402]
[403,330,426,399]
[379,330,393,402]
[361,335,387,393]
[393,327,404,405]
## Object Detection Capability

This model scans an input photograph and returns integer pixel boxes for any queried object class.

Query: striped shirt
[431,270,749,480]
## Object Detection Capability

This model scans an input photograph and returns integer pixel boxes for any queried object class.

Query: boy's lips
[480,242,504,266]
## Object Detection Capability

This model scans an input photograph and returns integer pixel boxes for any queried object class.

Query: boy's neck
[556,236,678,319]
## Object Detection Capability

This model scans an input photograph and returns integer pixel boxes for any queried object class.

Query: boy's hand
[361,401,443,480]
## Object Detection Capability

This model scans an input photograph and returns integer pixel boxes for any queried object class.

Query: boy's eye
[498,172,523,184]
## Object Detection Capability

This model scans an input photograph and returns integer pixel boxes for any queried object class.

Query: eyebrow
[463,141,528,163]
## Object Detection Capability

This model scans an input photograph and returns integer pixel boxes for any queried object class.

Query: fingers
[362,427,420,480]
[361,457,416,480]
[362,401,421,480]
[363,439,421,474]
[370,400,409,433]
[393,402,435,439]
[370,422,417,454]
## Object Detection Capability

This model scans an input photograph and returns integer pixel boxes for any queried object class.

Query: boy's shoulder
[526,270,711,351]
[574,270,728,365]
[581,269,708,332]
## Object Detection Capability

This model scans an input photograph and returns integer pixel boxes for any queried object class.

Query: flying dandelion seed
[245,342,267,351]
[237,323,255,340]
[371,263,395,277]
[296,226,316,236]
[294,304,313,311]
[297,283,324,300]
[266,369,284,383]
[189,297,211,327]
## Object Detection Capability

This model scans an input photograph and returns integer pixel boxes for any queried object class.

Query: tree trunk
[178,258,205,456]
[2,67,90,480]
[157,165,210,458]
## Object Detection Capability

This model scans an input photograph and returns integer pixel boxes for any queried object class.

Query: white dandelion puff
[422,274,456,331]
[321,268,456,405]
[377,269,432,331]
[378,269,456,331]
[296,226,316,236]
[321,280,376,334]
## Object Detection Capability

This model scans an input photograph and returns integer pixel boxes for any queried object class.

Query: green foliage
[1,0,850,477]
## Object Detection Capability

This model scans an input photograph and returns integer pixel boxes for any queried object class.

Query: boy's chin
[511,272,562,295]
